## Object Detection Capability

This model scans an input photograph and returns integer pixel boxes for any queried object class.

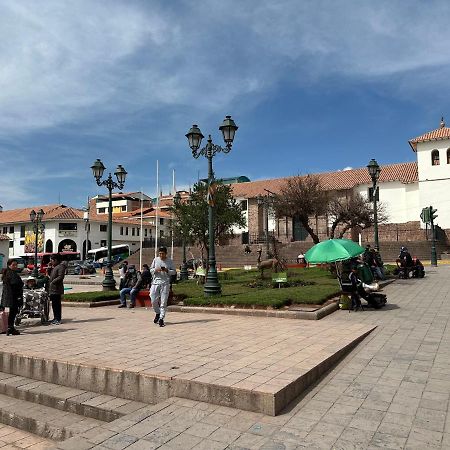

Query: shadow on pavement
[167,318,221,325]
[63,317,115,324]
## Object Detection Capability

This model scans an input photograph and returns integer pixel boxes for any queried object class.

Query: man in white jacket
[150,246,176,327]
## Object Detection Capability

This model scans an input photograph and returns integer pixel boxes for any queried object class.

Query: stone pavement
[4,265,450,448]
[0,423,51,449]
[0,298,374,415]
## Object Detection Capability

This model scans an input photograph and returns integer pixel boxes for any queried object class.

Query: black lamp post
[367,159,381,251]
[91,159,127,291]
[173,192,189,281]
[30,209,44,277]
[257,190,275,258]
[185,116,238,296]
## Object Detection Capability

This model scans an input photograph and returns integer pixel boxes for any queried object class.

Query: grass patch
[173,267,340,308]
[64,291,120,302]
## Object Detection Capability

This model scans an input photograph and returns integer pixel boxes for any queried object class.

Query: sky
[1,0,450,209]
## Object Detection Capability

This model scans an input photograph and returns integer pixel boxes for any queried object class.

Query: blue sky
[1,0,450,209]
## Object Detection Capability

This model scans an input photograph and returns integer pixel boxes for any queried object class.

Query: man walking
[150,246,176,327]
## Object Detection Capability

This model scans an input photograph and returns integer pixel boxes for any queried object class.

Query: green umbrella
[305,239,365,264]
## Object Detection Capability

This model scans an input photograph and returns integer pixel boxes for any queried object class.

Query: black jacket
[1,268,24,308]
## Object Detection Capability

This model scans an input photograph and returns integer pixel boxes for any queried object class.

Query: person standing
[150,246,176,327]
[118,260,128,290]
[1,259,24,335]
[48,254,66,325]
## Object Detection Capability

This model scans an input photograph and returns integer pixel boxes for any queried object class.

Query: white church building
[230,119,450,246]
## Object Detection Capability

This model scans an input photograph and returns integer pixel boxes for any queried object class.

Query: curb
[62,300,120,308]
[168,301,339,320]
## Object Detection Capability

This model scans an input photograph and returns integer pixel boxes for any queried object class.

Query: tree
[328,193,388,238]
[273,175,329,243]
[171,182,246,262]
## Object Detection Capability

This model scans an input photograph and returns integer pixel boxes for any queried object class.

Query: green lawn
[173,267,340,309]
[64,291,120,302]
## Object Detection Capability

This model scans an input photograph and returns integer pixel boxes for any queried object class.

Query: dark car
[66,260,96,275]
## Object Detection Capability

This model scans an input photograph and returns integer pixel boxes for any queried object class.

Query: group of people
[362,244,385,280]
[396,246,425,278]
[118,246,176,327]
[0,254,66,336]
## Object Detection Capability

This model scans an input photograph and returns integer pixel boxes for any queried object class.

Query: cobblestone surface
[8,265,450,448]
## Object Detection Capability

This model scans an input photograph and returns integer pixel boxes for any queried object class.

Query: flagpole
[139,188,143,271]
[171,169,175,259]
[155,160,159,257]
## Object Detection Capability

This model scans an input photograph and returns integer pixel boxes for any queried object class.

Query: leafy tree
[273,175,329,243]
[171,182,246,262]
[328,193,389,238]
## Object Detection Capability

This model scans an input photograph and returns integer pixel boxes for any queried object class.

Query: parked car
[66,260,96,275]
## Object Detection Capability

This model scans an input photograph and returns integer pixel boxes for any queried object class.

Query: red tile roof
[231,162,418,198]
[409,126,450,151]
[0,205,83,225]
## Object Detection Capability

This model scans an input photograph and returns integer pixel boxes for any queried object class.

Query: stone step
[0,391,103,441]
[0,372,148,423]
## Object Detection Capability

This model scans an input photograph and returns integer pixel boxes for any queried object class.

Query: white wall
[354,181,420,225]
[7,219,152,258]
[416,140,450,228]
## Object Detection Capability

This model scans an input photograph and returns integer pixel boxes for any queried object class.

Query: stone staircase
[0,371,148,446]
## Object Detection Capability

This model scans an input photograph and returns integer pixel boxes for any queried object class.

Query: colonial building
[0,191,181,261]
[230,119,450,246]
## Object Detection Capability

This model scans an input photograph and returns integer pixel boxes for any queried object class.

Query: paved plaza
[1,265,450,448]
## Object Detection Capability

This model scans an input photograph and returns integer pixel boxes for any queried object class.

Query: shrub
[64,291,120,303]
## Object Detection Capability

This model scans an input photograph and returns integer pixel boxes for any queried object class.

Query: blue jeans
[120,288,138,306]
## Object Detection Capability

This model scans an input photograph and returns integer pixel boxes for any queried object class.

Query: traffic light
[430,206,438,222]
[420,207,430,223]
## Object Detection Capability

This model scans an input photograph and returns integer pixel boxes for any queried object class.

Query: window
[2,227,7,234]
[120,226,123,235]
[132,228,135,236]
[100,240,106,247]
[100,224,107,232]
[137,228,140,237]
[59,223,77,231]
[126,227,129,236]
[121,205,126,211]
[20,225,25,238]
[431,149,440,166]
[98,207,106,213]
[240,200,248,211]
[145,229,148,237]
[159,218,164,225]
[20,239,24,245]
[9,226,14,233]
[447,149,450,164]
[9,241,13,248]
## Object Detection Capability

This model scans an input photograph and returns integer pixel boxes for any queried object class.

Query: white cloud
[2,0,450,137]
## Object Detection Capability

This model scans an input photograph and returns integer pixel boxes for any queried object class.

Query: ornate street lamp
[30,208,44,277]
[173,192,189,281]
[367,158,381,250]
[91,159,127,290]
[185,115,238,296]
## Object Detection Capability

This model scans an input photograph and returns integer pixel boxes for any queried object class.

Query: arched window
[447,149,450,164]
[431,150,440,166]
